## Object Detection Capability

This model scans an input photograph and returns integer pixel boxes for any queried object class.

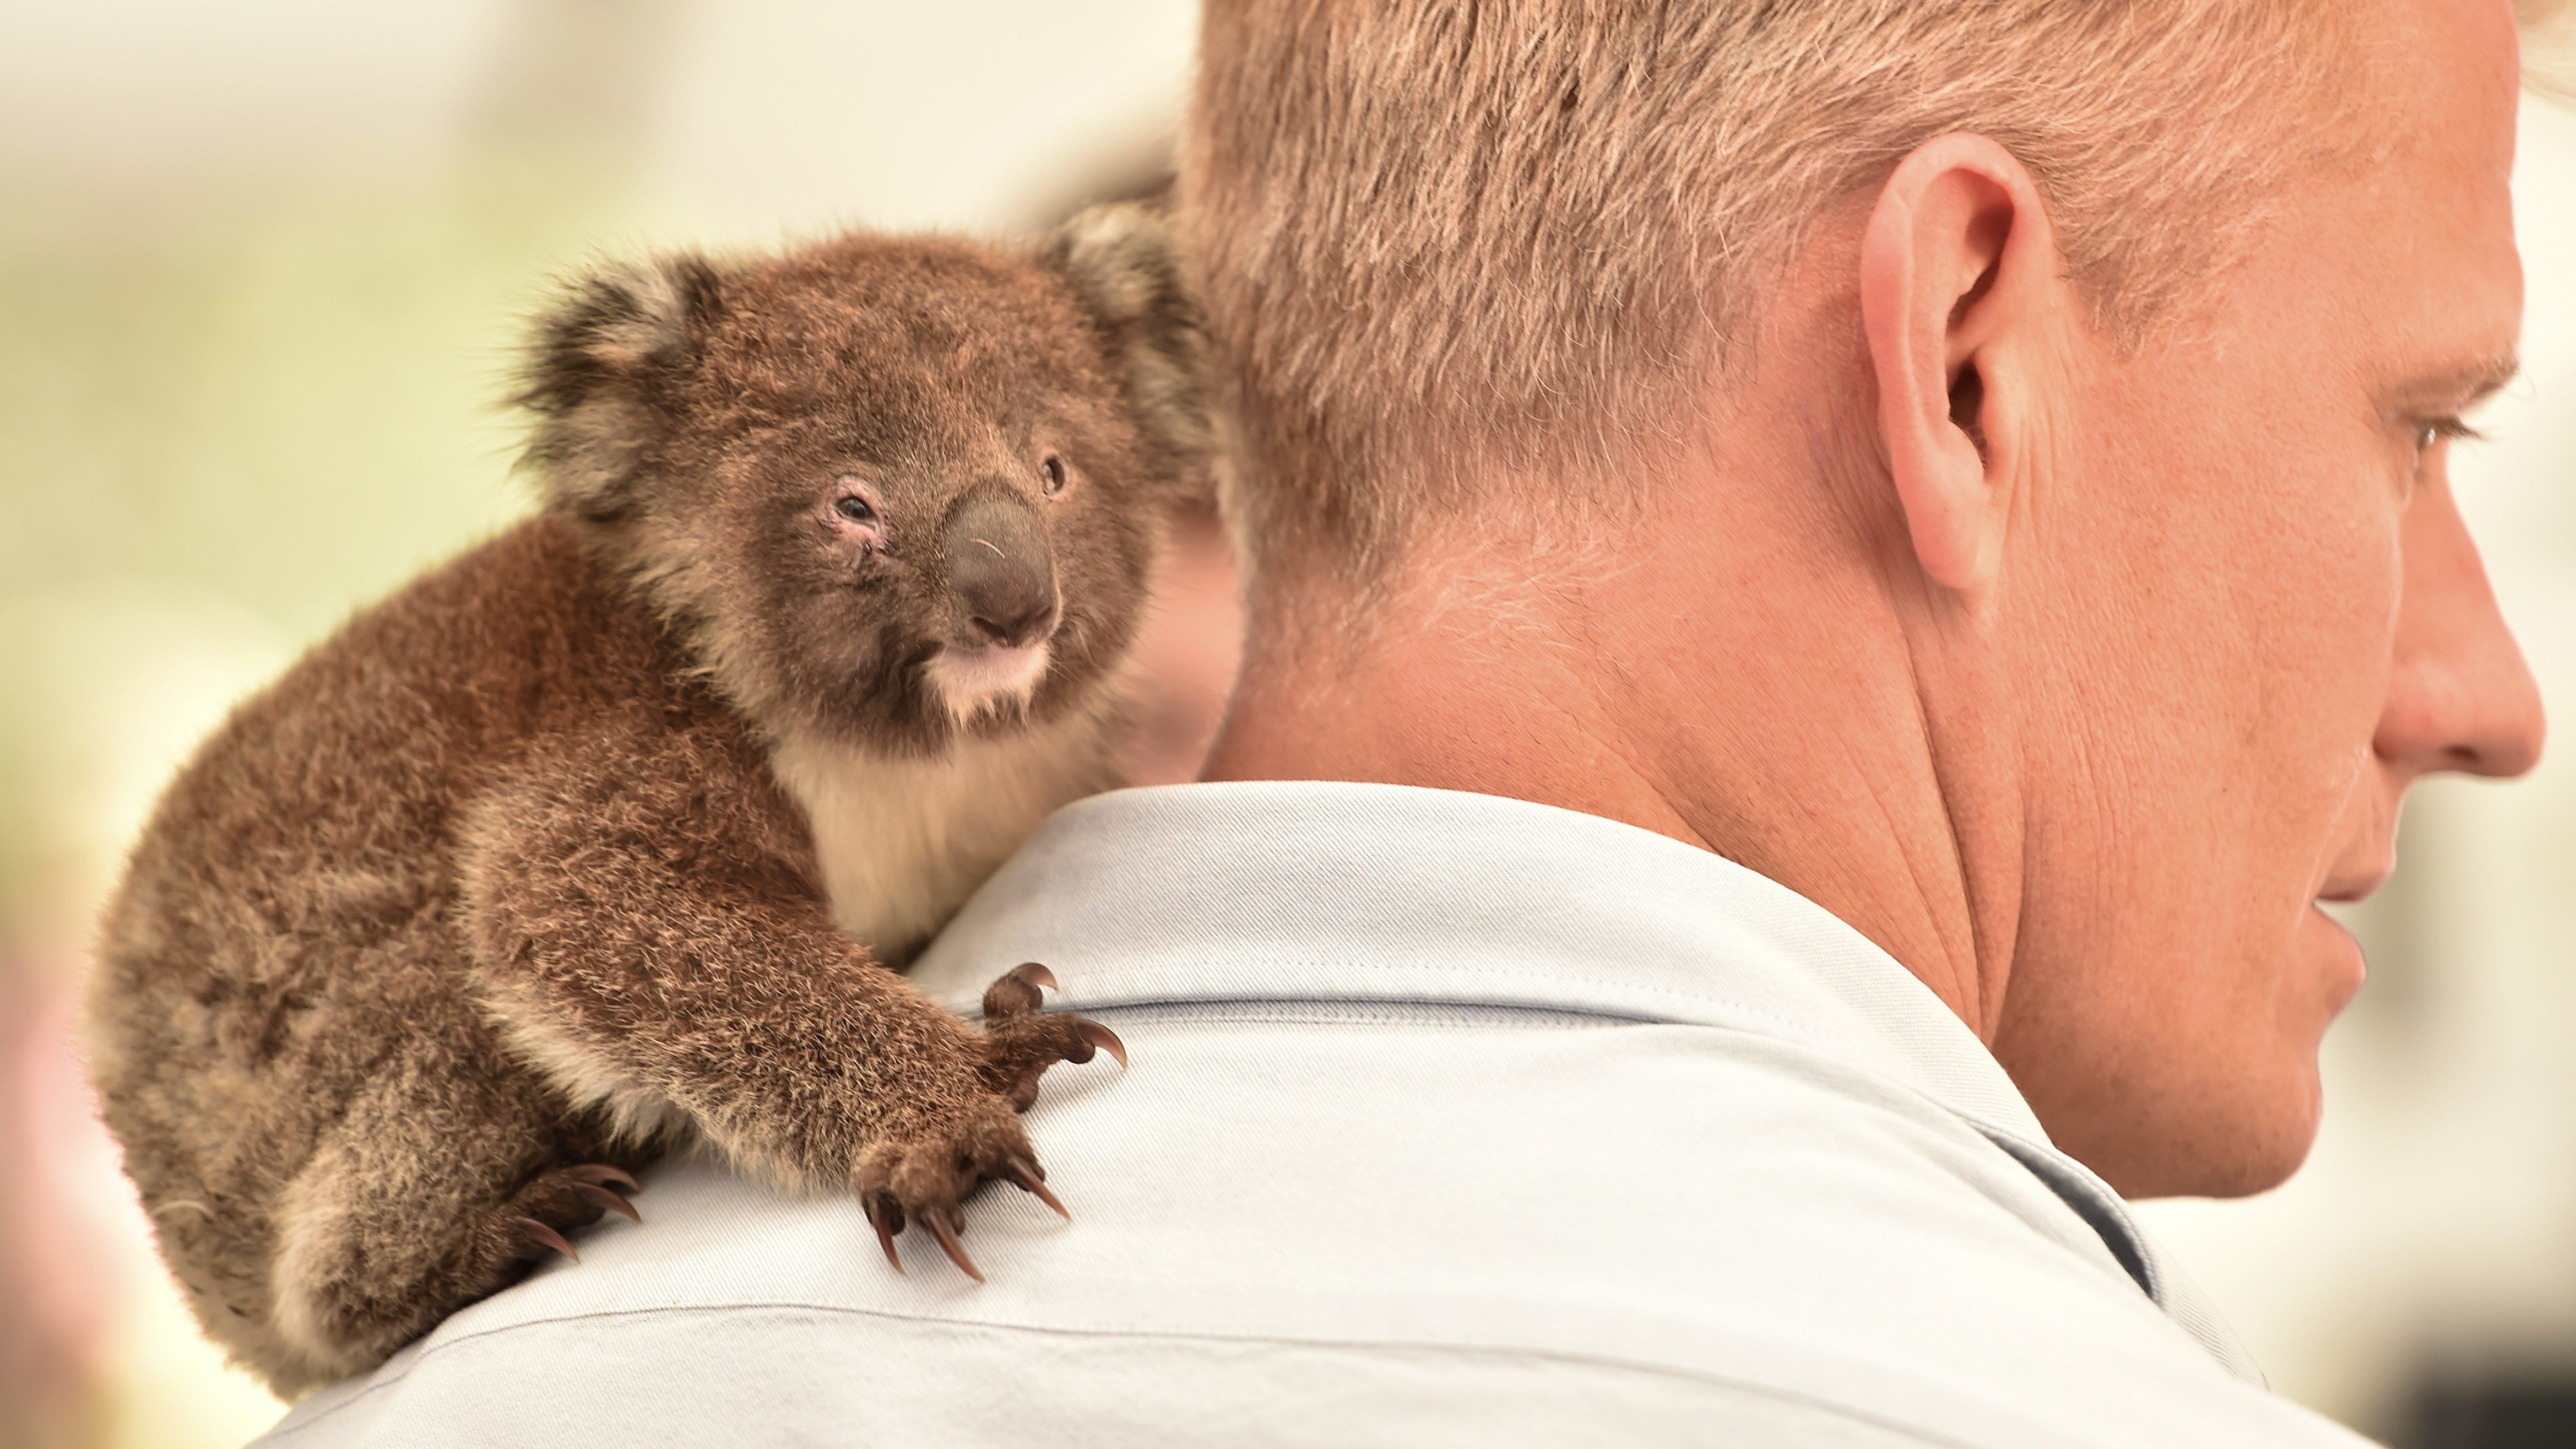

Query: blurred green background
[0,3,2571,1445]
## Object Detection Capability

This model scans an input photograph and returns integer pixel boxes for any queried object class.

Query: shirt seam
[267,1300,1993,1449]
[969,996,1651,1028]
[949,954,1834,1020]
[960,975,1831,1044]
[953,965,2032,1126]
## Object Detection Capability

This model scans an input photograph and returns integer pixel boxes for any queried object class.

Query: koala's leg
[266,1026,649,1390]
[458,728,1116,1278]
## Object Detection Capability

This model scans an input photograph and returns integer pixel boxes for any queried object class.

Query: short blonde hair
[1181,1,2374,586]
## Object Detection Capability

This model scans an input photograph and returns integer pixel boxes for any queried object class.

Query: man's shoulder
[265,782,2376,1446]
[259,1006,2366,1448]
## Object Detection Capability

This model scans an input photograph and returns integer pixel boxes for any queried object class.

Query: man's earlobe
[1857,133,2060,595]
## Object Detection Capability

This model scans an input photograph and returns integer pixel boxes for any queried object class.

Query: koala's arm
[456,719,1101,1207]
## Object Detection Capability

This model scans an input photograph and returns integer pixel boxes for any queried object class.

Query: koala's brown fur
[84,203,1206,1397]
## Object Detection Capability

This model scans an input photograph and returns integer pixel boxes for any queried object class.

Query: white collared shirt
[261,782,2374,1447]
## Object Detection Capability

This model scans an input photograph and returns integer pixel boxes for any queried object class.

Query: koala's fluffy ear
[517,254,727,522]
[1046,199,1213,503]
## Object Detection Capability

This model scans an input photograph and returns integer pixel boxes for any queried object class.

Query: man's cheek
[2240,500,2402,845]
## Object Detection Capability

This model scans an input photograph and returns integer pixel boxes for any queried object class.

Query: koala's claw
[512,1216,581,1264]
[979,961,1057,1018]
[861,1187,993,1283]
[1078,1020,1129,1069]
[927,1213,985,1283]
[1004,1153,1070,1220]
[572,1181,642,1223]
[866,1197,905,1272]
[566,1163,640,1194]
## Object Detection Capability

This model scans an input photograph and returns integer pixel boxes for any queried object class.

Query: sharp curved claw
[514,1217,579,1264]
[866,1199,905,1273]
[1077,1020,1129,1069]
[567,1164,640,1193]
[984,961,1054,1019]
[926,1213,986,1283]
[1004,1158,1070,1220]
[573,1182,642,1224]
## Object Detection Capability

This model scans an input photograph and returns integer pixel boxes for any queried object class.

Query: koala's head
[518,203,1208,754]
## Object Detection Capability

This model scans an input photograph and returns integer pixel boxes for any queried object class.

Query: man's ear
[517,253,728,522]
[1046,198,1215,505]
[1857,133,2062,594]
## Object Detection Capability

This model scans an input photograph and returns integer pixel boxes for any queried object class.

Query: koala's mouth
[924,641,1052,725]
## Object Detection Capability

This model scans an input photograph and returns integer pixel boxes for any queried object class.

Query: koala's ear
[1046,199,1214,504]
[517,253,727,522]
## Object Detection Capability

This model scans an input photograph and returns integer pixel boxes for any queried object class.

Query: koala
[84,202,1208,1398]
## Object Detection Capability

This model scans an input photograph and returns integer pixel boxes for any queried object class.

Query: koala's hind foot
[499,1162,644,1264]
[268,1044,656,1393]
[858,963,1125,1282]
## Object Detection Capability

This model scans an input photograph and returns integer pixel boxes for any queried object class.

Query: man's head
[1189,0,2391,593]
[1189,0,2550,1198]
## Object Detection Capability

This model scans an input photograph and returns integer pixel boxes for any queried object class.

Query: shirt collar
[908,780,2256,1380]
[913,779,2046,1139]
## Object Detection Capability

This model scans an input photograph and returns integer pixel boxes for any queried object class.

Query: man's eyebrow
[2397,350,2523,407]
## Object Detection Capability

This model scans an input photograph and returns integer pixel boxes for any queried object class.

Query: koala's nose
[943,491,1060,650]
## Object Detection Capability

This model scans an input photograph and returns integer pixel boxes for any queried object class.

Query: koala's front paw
[855,962,1124,1281]
[971,961,1128,1109]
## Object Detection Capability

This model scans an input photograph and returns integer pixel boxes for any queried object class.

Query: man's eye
[836,495,877,524]
[2414,416,2485,453]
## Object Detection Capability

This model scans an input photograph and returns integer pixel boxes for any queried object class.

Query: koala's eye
[826,482,887,553]
[1040,455,1069,497]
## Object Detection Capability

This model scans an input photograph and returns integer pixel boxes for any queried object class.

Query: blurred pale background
[0,3,2568,1445]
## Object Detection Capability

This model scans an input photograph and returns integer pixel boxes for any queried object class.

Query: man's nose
[2375,477,2546,780]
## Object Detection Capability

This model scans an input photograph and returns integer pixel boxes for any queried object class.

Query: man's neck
[1201,573,1711,857]
[1199,512,2019,1042]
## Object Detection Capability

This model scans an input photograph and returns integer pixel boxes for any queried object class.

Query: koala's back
[86,513,717,1350]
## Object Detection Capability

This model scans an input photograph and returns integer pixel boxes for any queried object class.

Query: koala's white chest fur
[767,713,1111,964]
